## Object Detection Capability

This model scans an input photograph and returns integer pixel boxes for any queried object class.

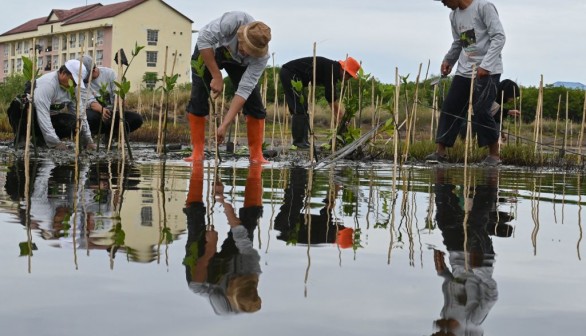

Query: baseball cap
[64,59,88,88]
[80,55,95,82]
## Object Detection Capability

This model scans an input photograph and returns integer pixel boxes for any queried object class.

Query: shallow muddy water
[1,157,584,336]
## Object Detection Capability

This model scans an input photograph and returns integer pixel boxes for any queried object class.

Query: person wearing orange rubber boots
[186,11,271,163]
[185,164,265,315]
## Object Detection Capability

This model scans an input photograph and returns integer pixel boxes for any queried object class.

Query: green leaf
[19,242,37,256]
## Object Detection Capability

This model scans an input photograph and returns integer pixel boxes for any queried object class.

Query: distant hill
[551,81,586,90]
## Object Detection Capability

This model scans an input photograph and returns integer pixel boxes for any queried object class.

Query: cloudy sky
[2,0,585,87]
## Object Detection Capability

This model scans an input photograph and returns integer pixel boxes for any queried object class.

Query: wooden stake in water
[578,92,586,164]
[309,43,317,163]
[464,65,476,168]
[554,94,561,149]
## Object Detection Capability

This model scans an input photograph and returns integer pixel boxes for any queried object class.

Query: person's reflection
[431,167,513,336]
[274,167,353,247]
[4,159,139,251]
[184,163,262,315]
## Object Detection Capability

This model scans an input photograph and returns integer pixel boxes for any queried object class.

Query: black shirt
[281,56,343,103]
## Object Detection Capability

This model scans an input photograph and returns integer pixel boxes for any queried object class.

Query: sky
[1,0,585,87]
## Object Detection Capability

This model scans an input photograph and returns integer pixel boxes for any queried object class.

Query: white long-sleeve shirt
[196,11,269,100]
[33,71,92,147]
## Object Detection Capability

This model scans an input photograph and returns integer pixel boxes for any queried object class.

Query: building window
[16,41,22,54]
[62,36,67,50]
[45,55,52,71]
[147,29,158,46]
[96,30,104,46]
[146,51,157,67]
[16,58,22,72]
[52,37,59,52]
[3,44,9,57]
[96,50,103,66]
[69,34,76,49]
[23,41,29,54]
[37,57,43,68]
[88,31,94,47]
[69,53,76,60]
[140,206,153,226]
[3,60,8,74]
[78,32,85,47]
[53,57,59,70]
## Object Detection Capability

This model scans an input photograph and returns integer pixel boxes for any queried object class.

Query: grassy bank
[1,85,585,168]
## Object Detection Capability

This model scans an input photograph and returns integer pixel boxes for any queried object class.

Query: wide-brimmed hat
[64,59,87,88]
[237,21,271,58]
[338,57,361,79]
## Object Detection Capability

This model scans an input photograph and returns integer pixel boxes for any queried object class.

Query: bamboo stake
[430,83,438,141]
[554,94,561,149]
[563,91,570,152]
[394,67,400,168]
[74,46,86,159]
[578,91,586,164]
[24,39,38,158]
[309,43,317,163]
[464,65,476,168]
[271,53,277,148]
[402,63,422,161]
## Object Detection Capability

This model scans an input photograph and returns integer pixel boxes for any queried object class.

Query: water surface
[1,159,584,336]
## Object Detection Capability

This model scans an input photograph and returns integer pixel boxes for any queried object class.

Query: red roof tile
[1,0,192,37]
[63,0,148,25]
[1,17,46,36]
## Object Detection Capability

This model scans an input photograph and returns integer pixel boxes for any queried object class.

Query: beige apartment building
[0,0,193,89]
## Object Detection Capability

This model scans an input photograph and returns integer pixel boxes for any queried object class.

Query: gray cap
[81,55,95,82]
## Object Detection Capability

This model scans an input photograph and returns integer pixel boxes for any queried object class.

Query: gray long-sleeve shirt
[444,0,505,77]
[84,67,117,107]
[33,71,92,147]
[196,11,269,100]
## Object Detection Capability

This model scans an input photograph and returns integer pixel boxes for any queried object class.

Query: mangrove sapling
[191,53,221,162]
[111,43,145,160]
[157,47,180,156]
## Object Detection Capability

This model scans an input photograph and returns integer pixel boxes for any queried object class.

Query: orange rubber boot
[246,116,269,164]
[244,163,263,207]
[184,114,206,162]
[185,161,204,205]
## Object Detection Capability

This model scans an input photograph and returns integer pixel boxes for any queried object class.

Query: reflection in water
[431,167,514,336]
[184,163,262,315]
[2,159,586,334]
[274,167,353,247]
[4,159,140,259]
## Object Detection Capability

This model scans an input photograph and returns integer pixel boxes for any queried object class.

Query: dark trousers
[86,108,143,137]
[7,99,77,145]
[279,67,308,116]
[186,46,266,119]
[436,74,500,148]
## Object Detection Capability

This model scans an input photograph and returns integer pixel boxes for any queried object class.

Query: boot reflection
[185,163,263,315]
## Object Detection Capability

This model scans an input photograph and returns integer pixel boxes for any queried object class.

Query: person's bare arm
[200,48,223,94]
